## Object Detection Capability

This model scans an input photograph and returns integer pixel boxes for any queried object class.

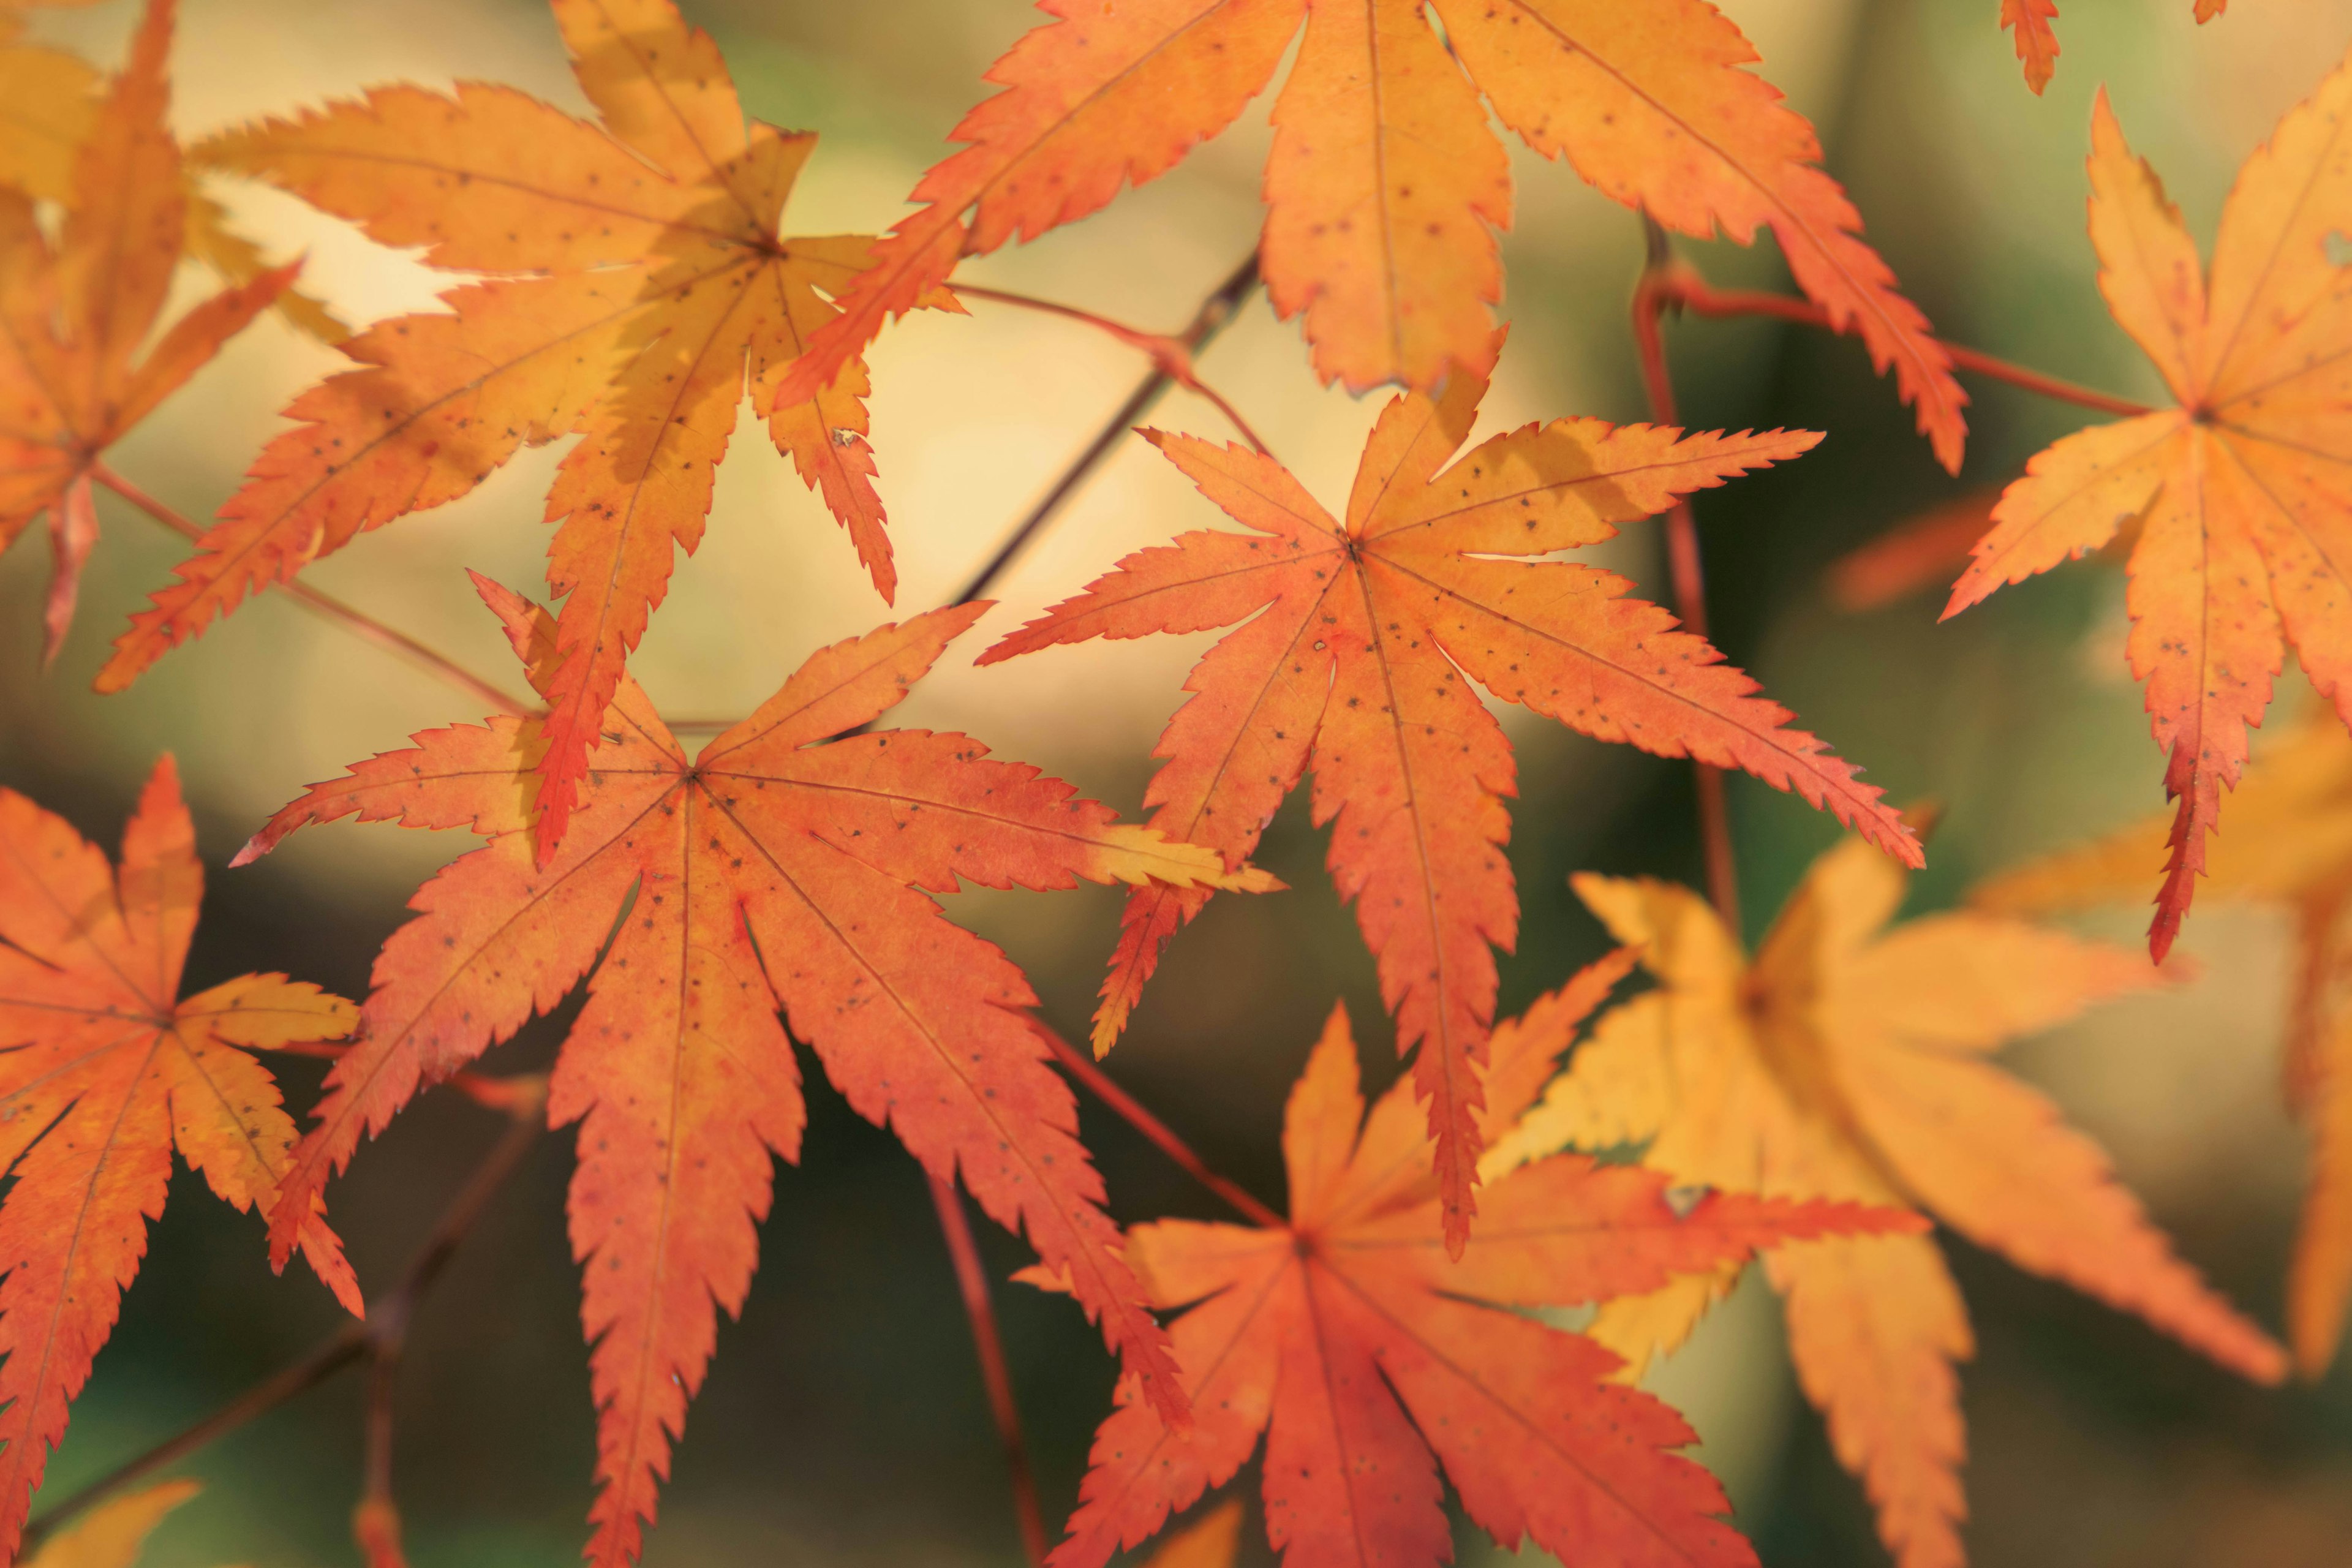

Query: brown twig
[1632,221,1743,933]
[662,256,1266,742]
[951,250,1263,609]
[1036,1024,1285,1231]
[20,1083,548,1551]
[91,464,532,715]
[927,1176,1048,1568]
[18,1331,370,1553]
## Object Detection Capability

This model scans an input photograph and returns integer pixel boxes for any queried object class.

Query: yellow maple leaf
[1488,837,2286,1568]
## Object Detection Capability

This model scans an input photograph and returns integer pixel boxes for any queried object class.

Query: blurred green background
[4,0,2351,1562]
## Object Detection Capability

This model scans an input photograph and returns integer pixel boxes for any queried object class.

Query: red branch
[927,1177,1048,1568]
[954,282,1274,458]
[1627,230,2156,929]
[1036,1024,1286,1231]
[92,465,530,715]
[1652,274,2155,419]
[1632,227,1743,933]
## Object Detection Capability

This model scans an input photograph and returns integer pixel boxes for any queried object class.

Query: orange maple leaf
[1943,66,2352,962]
[2000,1,2230,96]
[1048,959,1924,1568]
[0,0,292,666]
[0,756,362,1562]
[980,353,1919,1254]
[97,0,922,864]
[236,579,1276,1568]
[1487,837,2288,1568]
[1823,489,2003,614]
[769,0,1967,470]
[1975,709,2352,1378]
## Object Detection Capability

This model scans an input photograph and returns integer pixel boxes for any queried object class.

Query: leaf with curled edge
[0,758,360,1564]
[981,345,1917,1257]
[1048,960,1923,1568]
[238,578,1278,1568]
[770,0,1966,470]
[1487,834,2288,1568]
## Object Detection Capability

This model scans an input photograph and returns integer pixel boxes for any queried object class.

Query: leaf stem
[927,1175,1048,1568]
[91,465,532,716]
[354,1348,407,1568]
[1652,275,2155,419]
[18,1084,547,1551]
[1632,221,1743,933]
[951,250,1263,609]
[1035,1023,1286,1231]
[953,280,1273,459]
[263,1043,540,1114]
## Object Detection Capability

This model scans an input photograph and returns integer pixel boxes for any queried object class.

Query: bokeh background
[4,0,2351,1562]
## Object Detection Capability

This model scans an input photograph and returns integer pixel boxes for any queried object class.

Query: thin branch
[952,249,1263,609]
[20,1084,548,1550]
[1653,276,2156,419]
[927,1176,1047,1568]
[353,1351,407,1568]
[368,1087,547,1319]
[91,464,532,715]
[18,1330,369,1551]
[630,255,1272,740]
[262,1044,541,1115]
[1035,1024,1285,1231]
[1632,221,1742,933]
[954,281,1273,459]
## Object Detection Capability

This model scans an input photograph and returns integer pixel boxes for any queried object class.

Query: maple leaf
[236,579,1278,1568]
[1135,1499,1243,1568]
[1485,838,2288,1568]
[979,353,1920,1254]
[97,0,927,865]
[0,0,293,666]
[1823,490,2002,614]
[0,755,363,1562]
[2000,1,2229,96]
[1975,709,2352,1378]
[24,1480,201,1568]
[0,4,99,202]
[0,4,341,344]
[1048,960,1924,1568]
[1941,64,2352,962]
[768,0,1969,470]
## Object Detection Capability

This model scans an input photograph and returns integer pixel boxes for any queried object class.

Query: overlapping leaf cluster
[0,3,2342,1568]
